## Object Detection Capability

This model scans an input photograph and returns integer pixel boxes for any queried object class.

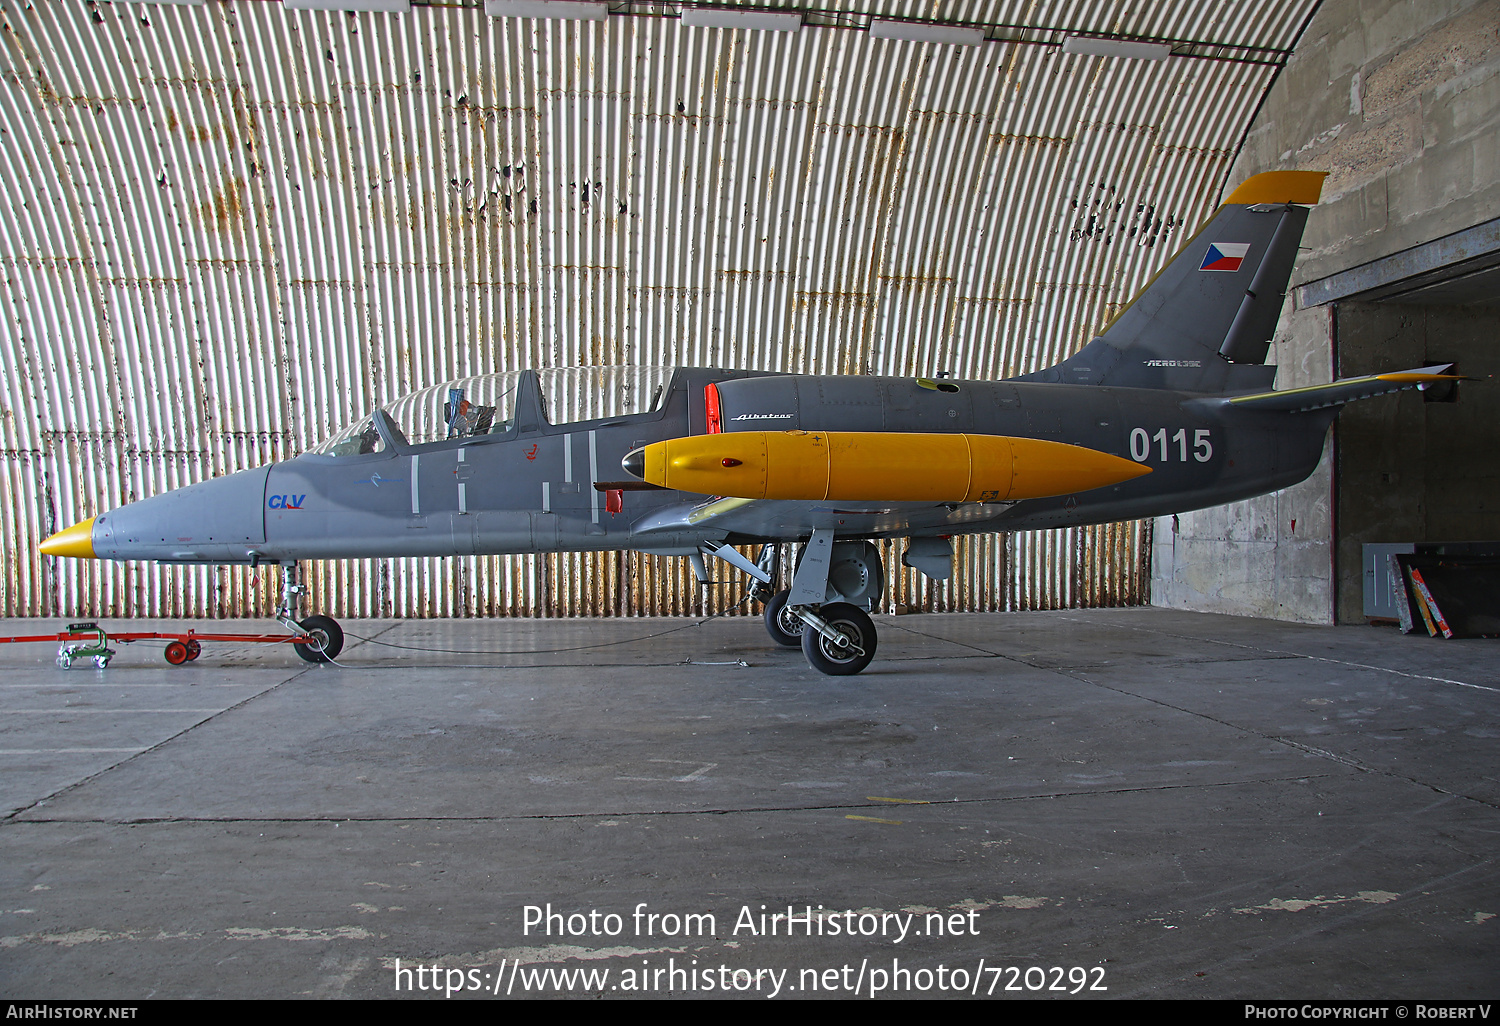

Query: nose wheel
[293,615,344,663]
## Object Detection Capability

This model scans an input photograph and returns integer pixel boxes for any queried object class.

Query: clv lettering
[267,494,306,510]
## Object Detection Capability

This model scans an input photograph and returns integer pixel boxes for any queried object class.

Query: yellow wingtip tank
[40,518,97,559]
[637,431,1151,502]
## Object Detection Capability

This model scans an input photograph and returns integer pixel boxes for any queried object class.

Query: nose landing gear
[274,563,345,663]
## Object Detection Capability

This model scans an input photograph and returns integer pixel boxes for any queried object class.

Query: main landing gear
[274,562,344,663]
[762,588,804,648]
[797,602,877,676]
[741,534,885,676]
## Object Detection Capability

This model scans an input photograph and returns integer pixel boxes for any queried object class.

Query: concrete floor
[0,608,1495,1000]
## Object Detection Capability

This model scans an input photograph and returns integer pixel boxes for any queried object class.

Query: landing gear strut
[274,562,344,663]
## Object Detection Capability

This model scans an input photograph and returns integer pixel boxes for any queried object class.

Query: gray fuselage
[87,366,1332,565]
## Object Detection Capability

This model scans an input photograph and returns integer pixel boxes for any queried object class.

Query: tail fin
[1022,170,1327,393]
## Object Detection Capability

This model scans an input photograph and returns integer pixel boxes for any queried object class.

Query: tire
[184,640,201,661]
[763,589,805,648]
[800,602,877,676]
[164,641,189,665]
[295,615,344,663]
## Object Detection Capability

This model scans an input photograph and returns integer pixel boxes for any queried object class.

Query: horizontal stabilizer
[1222,365,1461,413]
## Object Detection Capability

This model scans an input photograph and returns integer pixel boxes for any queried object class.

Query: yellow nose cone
[40,518,96,559]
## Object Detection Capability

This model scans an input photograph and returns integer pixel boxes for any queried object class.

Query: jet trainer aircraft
[40,171,1459,674]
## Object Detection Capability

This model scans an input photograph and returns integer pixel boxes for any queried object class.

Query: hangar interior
[4,0,1325,619]
[1,0,1496,1002]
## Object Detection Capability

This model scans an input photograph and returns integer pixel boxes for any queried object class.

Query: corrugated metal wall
[0,0,1316,619]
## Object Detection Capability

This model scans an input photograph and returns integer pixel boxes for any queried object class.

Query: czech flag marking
[1200,242,1251,272]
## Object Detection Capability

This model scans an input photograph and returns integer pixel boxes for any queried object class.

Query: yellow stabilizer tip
[1224,170,1327,207]
[1376,373,1465,384]
[40,517,96,559]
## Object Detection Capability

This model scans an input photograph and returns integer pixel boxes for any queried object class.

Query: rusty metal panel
[1,0,1318,618]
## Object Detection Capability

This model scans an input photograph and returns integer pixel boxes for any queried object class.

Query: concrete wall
[1333,303,1500,621]
[1153,0,1500,623]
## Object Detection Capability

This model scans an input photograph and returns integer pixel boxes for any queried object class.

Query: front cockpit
[310,367,678,457]
[312,372,525,456]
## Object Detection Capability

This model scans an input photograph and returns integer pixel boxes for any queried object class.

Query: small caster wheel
[56,655,72,670]
[184,640,201,661]
[164,641,189,665]
[93,655,110,670]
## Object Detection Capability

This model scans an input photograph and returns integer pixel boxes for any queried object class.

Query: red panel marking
[704,382,722,434]
[605,488,623,515]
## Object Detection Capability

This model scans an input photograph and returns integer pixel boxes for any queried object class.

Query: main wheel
[800,602,877,676]
[164,641,189,665]
[295,615,344,663]
[763,589,804,648]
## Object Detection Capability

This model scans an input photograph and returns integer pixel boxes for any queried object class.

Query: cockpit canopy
[313,367,676,456]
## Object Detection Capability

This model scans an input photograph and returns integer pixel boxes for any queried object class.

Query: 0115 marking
[1129,427,1212,463]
